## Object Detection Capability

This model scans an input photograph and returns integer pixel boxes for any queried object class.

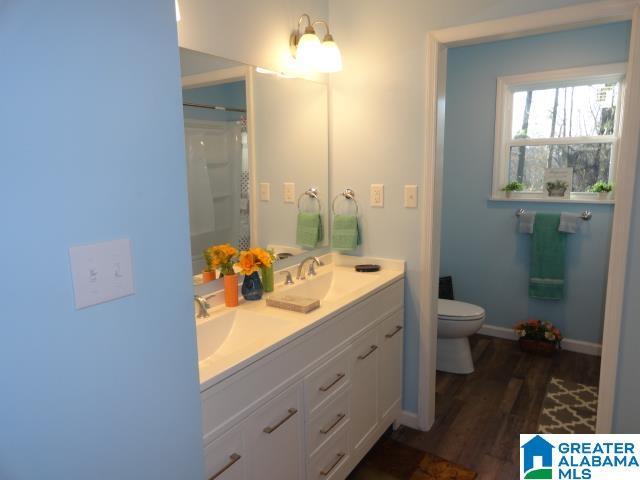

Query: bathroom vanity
[197,254,405,480]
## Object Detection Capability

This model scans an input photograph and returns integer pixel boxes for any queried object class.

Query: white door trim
[419,0,640,432]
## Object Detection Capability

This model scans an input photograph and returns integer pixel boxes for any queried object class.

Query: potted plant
[589,180,614,200]
[236,248,273,301]
[546,180,569,197]
[501,181,524,198]
[201,248,216,283]
[208,244,239,307]
[513,319,562,355]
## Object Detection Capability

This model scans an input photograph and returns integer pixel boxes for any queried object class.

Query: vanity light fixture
[175,0,181,22]
[290,14,342,73]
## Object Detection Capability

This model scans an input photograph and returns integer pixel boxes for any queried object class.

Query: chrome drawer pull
[320,452,346,476]
[209,453,241,480]
[357,345,378,360]
[263,408,298,434]
[320,413,346,435]
[319,373,346,392]
[385,325,403,338]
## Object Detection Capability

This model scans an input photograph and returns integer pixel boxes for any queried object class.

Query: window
[492,63,626,200]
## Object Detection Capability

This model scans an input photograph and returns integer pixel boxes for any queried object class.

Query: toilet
[437,299,486,374]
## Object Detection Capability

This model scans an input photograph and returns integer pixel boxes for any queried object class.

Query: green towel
[331,214,360,252]
[296,212,323,249]
[529,213,566,300]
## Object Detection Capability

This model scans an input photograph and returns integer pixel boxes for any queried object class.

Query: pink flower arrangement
[513,319,563,348]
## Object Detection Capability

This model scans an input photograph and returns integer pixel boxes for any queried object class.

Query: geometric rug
[538,377,598,434]
[348,436,477,480]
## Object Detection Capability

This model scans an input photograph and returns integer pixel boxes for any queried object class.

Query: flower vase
[223,273,239,307]
[202,270,216,283]
[261,265,274,293]
[241,271,264,301]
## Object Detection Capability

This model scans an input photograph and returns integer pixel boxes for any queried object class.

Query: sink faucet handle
[279,270,295,285]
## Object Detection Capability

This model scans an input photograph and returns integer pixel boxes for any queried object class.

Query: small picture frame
[543,168,573,199]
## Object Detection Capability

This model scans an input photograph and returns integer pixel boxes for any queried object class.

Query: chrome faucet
[194,294,210,318]
[296,256,323,280]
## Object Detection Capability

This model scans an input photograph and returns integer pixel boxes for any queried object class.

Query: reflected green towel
[296,212,323,249]
[529,213,566,300]
[331,214,360,252]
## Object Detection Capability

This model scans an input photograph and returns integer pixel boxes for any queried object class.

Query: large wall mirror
[180,48,329,278]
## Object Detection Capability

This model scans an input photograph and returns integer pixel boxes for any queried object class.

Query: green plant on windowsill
[546,180,569,197]
[501,181,524,198]
[589,181,614,195]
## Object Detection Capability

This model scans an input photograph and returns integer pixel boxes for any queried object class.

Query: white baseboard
[479,324,602,356]
[396,410,420,429]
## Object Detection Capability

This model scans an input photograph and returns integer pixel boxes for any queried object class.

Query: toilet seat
[437,299,485,321]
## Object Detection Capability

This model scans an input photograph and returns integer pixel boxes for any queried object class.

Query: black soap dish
[355,264,381,272]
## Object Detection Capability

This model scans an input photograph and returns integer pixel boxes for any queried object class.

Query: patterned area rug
[348,437,477,480]
[538,377,598,433]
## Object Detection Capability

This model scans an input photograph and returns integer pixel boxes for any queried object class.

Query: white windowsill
[490,193,615,205]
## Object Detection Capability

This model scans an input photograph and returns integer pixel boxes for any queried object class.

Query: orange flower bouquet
[207,244,239,307]
[236,248,275,300]
[206,244,238,276]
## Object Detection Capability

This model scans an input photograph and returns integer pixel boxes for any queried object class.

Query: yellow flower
[251,247,273,268]
[237,251,260,275]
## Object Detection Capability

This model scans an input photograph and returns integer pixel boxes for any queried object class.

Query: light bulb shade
[296,32,321,69]
[318,39,342,73]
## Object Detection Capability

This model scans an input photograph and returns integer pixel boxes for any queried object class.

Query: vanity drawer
[203,424,245,480]
[245,382,304,480]
[307,389,350,457]
[201,279,404,444]
[308,428,350,480]
[304,347,350,416]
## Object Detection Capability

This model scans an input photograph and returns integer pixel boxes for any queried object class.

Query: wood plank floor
[385,335,600,479]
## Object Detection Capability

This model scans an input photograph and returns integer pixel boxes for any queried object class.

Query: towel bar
[515,208,592,220]
[298,188,322,212]
[332,188,359,215]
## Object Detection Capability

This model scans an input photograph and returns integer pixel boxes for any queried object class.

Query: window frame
[492,63,627,202]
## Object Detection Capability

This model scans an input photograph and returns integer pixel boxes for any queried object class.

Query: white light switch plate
[404,184,418,208]
[260,182,271,201]
[69,239,135,309]
[370,184,384,207]
[283,182,295,203]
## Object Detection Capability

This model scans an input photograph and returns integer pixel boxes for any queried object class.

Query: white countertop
[196,253,405,392]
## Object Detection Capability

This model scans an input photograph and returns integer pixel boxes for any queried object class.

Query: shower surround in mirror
[180,48,329,276]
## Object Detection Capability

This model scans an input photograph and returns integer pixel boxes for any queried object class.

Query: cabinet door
[349,328,379,456]
[377,309,404,423]
[203,423,246,480]
[245,383,304,480]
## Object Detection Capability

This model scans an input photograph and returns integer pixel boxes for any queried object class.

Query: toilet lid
[438,299,485,321]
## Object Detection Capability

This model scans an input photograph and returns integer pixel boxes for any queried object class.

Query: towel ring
[297,187,322,213]
[332,188,359,215]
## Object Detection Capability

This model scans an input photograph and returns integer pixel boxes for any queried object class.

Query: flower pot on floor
[518,338,557,356]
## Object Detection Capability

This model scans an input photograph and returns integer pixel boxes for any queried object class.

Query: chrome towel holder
[515,208,592,220]
[332,188,359,215]
[297,187,322,212]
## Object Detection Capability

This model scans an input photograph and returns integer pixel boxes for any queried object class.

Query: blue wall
[0,1,204,478]
[441,22,631,344]
[182,81,246,122]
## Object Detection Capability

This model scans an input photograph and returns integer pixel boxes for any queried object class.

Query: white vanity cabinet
[200,278,404,480]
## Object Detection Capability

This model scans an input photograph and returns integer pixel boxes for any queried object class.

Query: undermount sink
[196,309,296,364]
[282,267,381,303]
